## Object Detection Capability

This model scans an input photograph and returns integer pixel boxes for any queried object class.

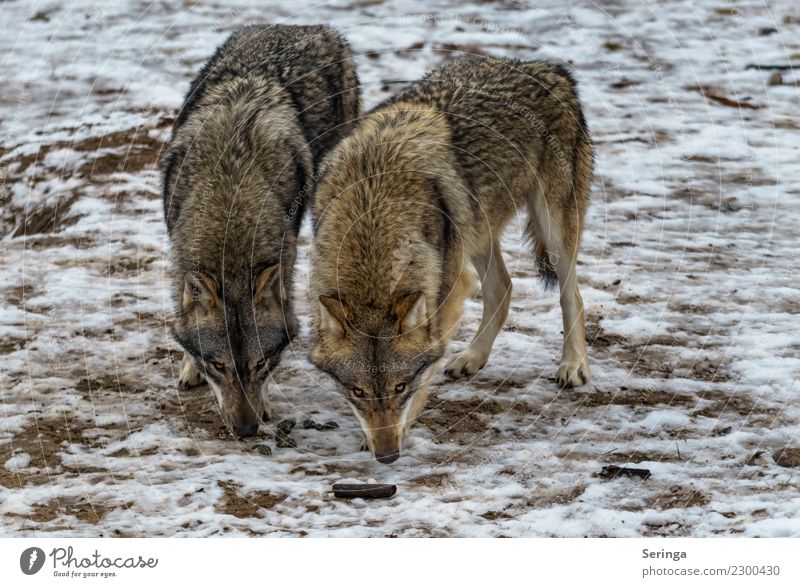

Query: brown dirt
[215,480,286,518]
[408,472,451,488]
[693,389,778,418]
[517,484,587,510]
[773,448,800,468]
[604,451,684,464]
[688,359,732,383]
[108,255,159,276]
[647,485,709,510]
[17,233,98,250]
[0,414,98,488]
[74,126,164,177]
[12,496,124,524]
[155,385,234,440]
[1,121,170,237]
[420,394,532,444]
[2,124,165,177]
[12,193,82,237]
[0,336,28,355]
[481,510,513,520]
[4,284,39,307]
[583,315,732,385]
[577,386,696,409]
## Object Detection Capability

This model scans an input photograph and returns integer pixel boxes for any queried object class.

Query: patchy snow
[1,0,799,537]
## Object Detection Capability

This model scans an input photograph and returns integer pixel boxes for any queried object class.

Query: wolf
[309,56,593,463]
[163,24,359,437]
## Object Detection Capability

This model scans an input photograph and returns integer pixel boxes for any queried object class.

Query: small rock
[769,71,783,86]
[276,436,297,449]
[744,450,764,466]
[758,27,778,36]
[773,447,800,468]
[276,419,295,435]
[253,445,272,457]
[301,418,339,431]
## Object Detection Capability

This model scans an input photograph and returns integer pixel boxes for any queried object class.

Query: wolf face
[172,266,294,437]
[310,292,440,463]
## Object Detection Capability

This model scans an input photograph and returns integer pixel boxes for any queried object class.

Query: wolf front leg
[445,239,511,378]
[402,382,430,444]
[178,352,204,389]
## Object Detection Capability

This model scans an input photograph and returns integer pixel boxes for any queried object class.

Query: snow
[1,0,799,537]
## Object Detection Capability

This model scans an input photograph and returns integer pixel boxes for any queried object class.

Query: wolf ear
[182,271,220,310]
[254,264,286,307]
[318,295,350,339]
[393,291,427,335]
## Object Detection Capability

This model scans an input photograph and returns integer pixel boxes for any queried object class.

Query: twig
[333,483,397,499]
[745,63,798,71]
[600,465,651,480]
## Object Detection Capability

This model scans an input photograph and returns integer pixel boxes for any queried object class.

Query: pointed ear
[254,264,286,307]
[318,295,350,339]
[393,291,427,335]
[182,271,220,310]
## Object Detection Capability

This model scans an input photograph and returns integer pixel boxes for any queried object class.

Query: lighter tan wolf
[309,57,593,463]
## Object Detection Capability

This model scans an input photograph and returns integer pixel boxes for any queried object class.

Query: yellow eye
[211,361,226,371]
[352,388,364,398]
[395,383,406,394]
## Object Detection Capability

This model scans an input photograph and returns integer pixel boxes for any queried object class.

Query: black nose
[375,451,400,464]
[235,422,259,438]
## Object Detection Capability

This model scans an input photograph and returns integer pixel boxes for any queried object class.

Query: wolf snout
[232,406,261,438]
[234,421,259,438]
[375,450,400,465]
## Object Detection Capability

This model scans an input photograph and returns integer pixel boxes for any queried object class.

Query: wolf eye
[256,358,267,369]
[351,387,364,398]
[395,383,406,394]
[211,361,226,371]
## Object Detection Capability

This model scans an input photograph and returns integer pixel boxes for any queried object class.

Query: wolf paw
[178,354,203,389]
[555,356,591,388]
[360,434,370,452]
[259,387,273,422]
[444,348,487,379]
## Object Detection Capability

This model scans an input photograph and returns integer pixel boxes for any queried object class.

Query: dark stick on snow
[600,465,651,480]
[332,483,397,499]
[745,63,798,71]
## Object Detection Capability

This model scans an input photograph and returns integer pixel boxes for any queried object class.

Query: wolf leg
[259,381,273,422]
[553,256,590,387]
[178,352,204,389]
[445,239,511,378]
[529,199,590,387]
[402,382,430,443]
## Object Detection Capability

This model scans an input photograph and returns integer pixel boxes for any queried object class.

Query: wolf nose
[235,422,259,438]
[375,451,400,465]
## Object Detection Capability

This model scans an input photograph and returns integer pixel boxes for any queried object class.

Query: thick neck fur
[167,79,312,306]
[311,102,474,342]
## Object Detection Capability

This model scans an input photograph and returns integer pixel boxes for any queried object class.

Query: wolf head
[172,265,295,437]
[310,291,441,463]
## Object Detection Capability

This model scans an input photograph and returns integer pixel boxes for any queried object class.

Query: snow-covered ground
[1,0,799,537]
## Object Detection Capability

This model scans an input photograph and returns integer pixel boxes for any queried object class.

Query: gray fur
[163,24,360,436]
